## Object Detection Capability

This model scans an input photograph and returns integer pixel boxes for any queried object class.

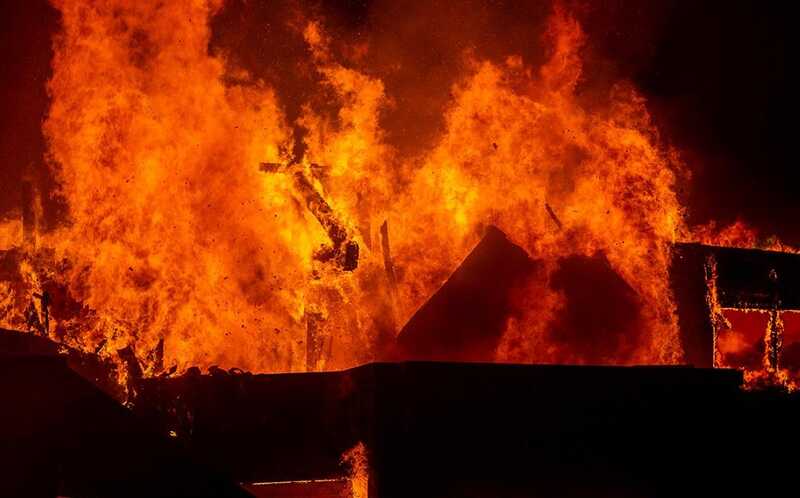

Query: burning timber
[260,162,359,272]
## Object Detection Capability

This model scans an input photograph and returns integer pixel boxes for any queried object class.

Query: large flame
[3,0,720,375]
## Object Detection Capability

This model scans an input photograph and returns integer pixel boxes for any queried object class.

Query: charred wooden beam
[260,162,358,271]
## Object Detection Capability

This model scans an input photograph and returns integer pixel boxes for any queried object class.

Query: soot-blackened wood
[394,226,538,361]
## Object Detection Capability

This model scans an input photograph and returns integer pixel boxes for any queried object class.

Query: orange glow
[0,0,795,383]
[714,309,800,391]
[690,219,797,253]
[341,442,369,498]
[715,309,766,371]
[0,219,22,250]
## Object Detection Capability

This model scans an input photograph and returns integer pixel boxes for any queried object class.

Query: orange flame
[341,441,369,498]
[3,0,786,377]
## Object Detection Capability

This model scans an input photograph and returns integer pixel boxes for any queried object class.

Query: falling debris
[545,202,563,230]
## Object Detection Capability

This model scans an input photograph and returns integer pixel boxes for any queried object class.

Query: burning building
[1,0,798,496]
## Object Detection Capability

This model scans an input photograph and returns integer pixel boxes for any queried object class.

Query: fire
[0,219,23,250]
[396,10,684,365]
[691,219,797,253]
[1,0,792,381]
[41,0,313,372]
[341,442,369,498]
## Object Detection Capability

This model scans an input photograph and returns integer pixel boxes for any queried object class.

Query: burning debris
[260,162,359,272]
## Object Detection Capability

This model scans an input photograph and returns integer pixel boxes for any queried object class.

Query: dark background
[0,0,795,242]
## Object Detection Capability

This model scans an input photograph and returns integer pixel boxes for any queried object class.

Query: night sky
[1,0,796,243]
